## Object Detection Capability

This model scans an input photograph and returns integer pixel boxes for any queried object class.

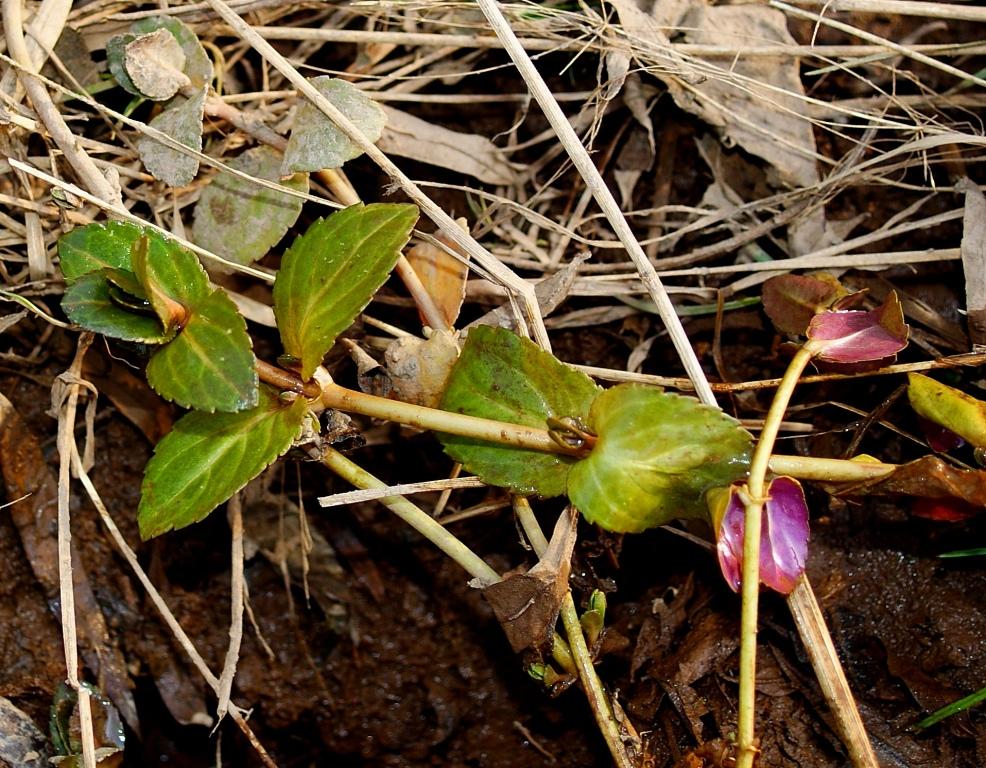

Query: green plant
[58,217,986,767]
[54,19,986,766]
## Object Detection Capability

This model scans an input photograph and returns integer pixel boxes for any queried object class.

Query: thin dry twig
[70,450,281,768]
[53,334,97,768]
[205,0,554,350]
[474,0,716,407]
[318,475,486,508]
[787,577,880,767]
[216,492,246,723]
[2,0,122,206]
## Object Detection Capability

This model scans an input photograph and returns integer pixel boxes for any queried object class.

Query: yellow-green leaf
[908,373,986,449]
[273,202,419,380]
[568,384,752,533]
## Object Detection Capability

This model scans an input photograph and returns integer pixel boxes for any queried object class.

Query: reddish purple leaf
[911,497,978,522]
[805,291,908,363]
[712,477,810,595]
[762,274,845,336]
[918,417,965,453]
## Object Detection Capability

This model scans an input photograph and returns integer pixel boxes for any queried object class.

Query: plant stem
[736,345,813,768]
[255,359,321,398]
[514,498,635,768]
[319,379,584,456]
[320,447,501,585]
[258,362,901,485]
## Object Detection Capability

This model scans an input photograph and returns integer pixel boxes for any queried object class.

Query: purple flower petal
[713,478,810,595]
[714,487,745,592]
[759,477,810,595]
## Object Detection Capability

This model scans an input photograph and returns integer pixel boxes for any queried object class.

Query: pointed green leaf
[568,384,752,533]
[438,325,601,496]
[146,288,258,412]
[58,221,148,280]
[281,77,386,174]
[137,87,205,186]
[131,233,210,332]
[62,272,171,343]
[273,202,419,379]
[192,145,308,268]
[138,390,308,538]
[908,373,986,449]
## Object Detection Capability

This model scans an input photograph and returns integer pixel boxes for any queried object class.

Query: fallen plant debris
[1,2,985,767]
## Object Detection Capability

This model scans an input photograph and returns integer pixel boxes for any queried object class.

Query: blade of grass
[914,686,986,730]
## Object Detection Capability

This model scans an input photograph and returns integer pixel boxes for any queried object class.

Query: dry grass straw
[1,0,983,764]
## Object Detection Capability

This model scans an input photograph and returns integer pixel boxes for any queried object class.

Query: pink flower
[710,477,810,595]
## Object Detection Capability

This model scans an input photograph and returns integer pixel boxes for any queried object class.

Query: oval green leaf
[138,390,308,539]
[62,272,171,343]
[438,325,601,497]
[58,221,149,280]
[908,373,986,449]
[568,384,752,533]
[146,288,258,412]
[281,76,387,175]
[192,145,308,268]
[273,202,419,380]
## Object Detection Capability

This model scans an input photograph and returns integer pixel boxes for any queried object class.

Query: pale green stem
[320,380,582,456]
[320,447,501,585]
[736,346,813,768]
[513,498,635,768]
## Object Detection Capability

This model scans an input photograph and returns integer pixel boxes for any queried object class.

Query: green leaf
[146,288,258,412]
[58,221,147,280]
[281,76,387,175]
[106,33,141,97]
[908,373,986,449]
[138,390,308,538]
[137,87,205,186]
[62,272,171,343]
[131,233,209,332]
[568,384,752,533]
[438,325,601,496]
[273,202,418,380]
[192,145,308,268]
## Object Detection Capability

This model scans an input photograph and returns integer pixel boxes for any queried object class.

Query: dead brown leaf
[378,106,517,185]
[384,330,460,409]
[0,392,139,732]
[827,455,986,509]
[405,223,470,329]
[482,507,578,653]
